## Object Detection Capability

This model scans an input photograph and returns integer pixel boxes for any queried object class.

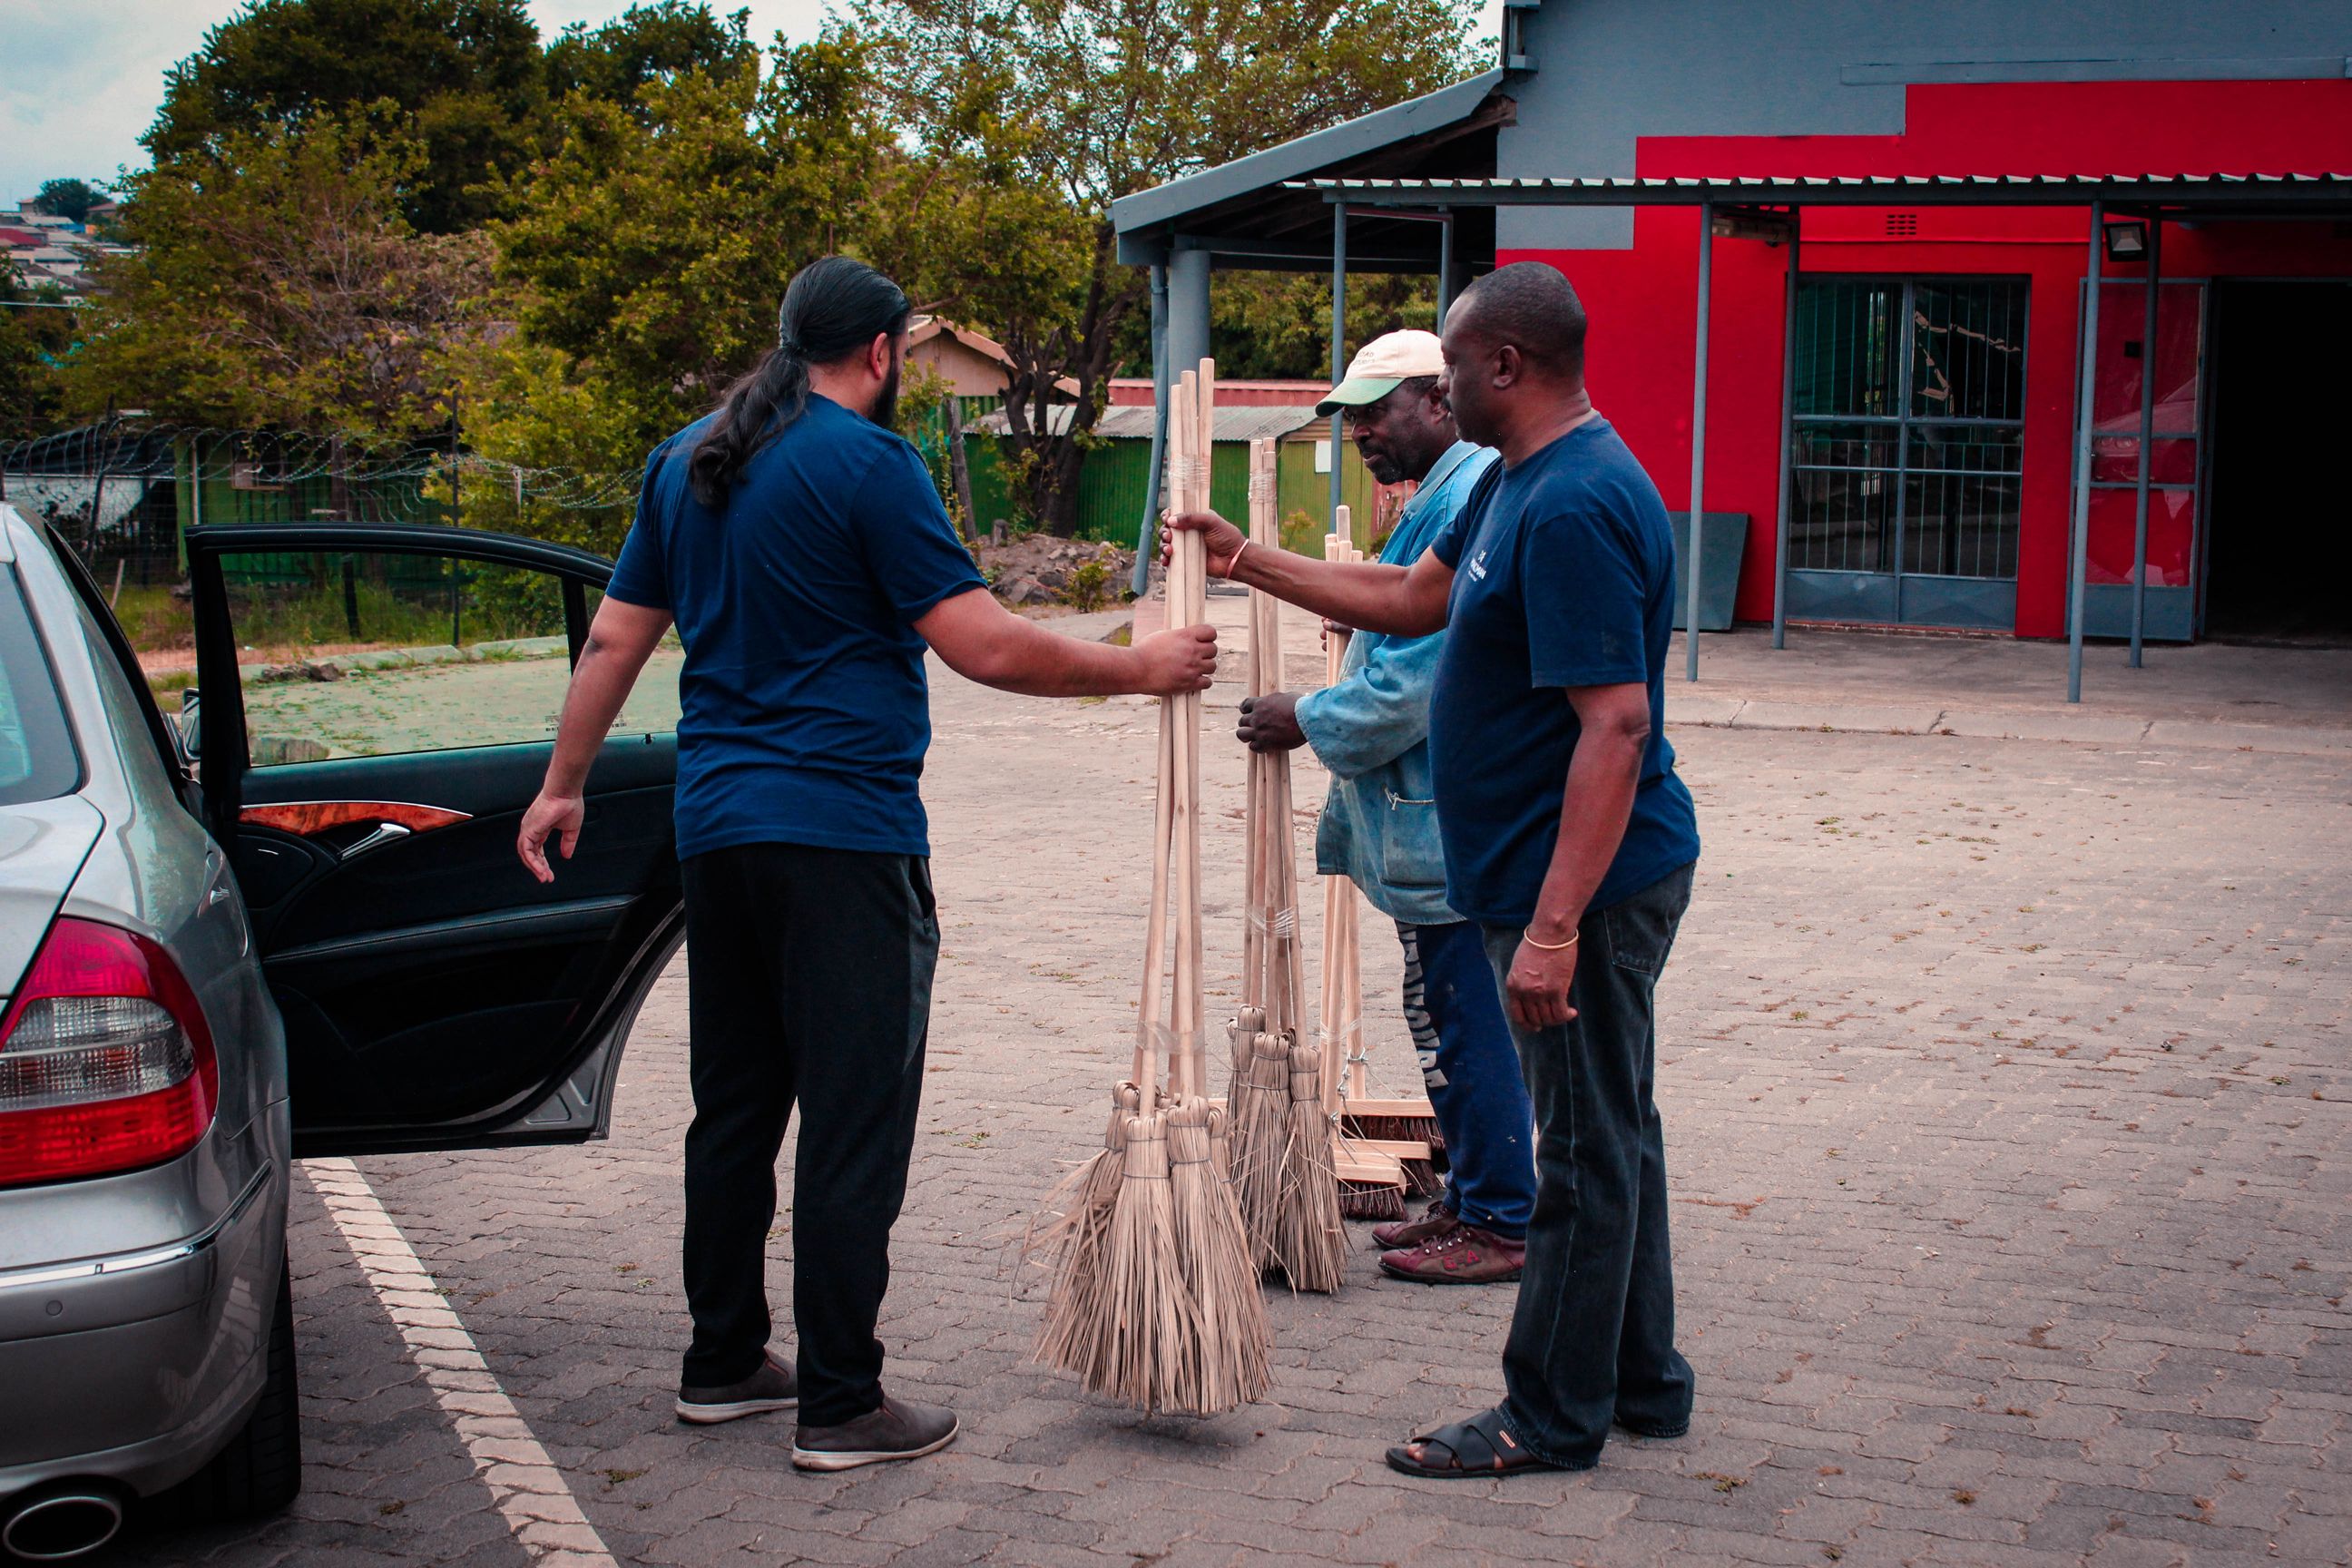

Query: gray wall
[1499,0,2352,250]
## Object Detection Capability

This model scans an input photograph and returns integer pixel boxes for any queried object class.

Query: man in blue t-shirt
[515,258,1217,1473]
[1170,261,1700,1478]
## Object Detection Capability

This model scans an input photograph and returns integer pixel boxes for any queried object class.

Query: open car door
[185,524,681,1158]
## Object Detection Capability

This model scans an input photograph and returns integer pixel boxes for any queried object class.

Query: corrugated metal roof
[1289,172,2352,208]
[972,406,1323,441]
[1112,69,1510,242]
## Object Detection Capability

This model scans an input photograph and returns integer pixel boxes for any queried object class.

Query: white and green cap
[1314,329,1446,417]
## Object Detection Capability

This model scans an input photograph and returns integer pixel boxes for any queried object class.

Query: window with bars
[1792,279,2028,582]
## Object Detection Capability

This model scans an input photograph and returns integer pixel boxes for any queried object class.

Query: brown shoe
[1378,1223,1525,1285]
[792,1394,960,1472]
[1371,1200,1457,1251]
[674,1349,798,1424]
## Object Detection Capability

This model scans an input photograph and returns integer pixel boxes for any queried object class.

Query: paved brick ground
[115,661,2350,1567]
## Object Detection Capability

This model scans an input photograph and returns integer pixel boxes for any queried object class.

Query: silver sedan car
[0,505,681,1560]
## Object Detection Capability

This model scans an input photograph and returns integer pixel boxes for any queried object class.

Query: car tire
[151,1249,303,1524]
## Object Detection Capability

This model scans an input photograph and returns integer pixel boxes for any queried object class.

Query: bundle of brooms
[1316,514,1417,1221]
[1220,437,1347,1293]
[1030,360,1271,1416]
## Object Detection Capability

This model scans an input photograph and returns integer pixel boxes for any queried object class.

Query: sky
[0,0,1500,211]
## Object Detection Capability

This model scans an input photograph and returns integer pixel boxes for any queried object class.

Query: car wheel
[152,1249,303,1523]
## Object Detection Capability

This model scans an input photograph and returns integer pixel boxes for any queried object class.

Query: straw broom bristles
[1029,1080,1138,1374]
[1228,1028,1290,1267]
[1040,360,1268,1416]
[1275,1036,1348,1291]
[1168,1095,1271,1410]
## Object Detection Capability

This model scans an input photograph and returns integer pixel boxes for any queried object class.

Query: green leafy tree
[31,179,109,225]
[456,40,894,554]
[544,3,760,121]
[853,0,1484,534]
[145,0,546,233]
[0,273,77,439]
[63,114,489,433]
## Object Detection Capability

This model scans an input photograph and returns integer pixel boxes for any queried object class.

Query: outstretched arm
[518,595,672,882]
[916,585,1216,698]
[1163,510,1454,638]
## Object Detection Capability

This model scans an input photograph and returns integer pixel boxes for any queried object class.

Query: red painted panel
[1498,77,2352,633]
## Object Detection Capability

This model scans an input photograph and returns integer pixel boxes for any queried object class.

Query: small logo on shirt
[1467,550,1490,582]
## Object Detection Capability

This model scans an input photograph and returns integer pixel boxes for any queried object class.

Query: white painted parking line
[302,1159,619,1567]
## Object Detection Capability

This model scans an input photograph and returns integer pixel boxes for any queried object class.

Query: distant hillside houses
[1,199,130,298]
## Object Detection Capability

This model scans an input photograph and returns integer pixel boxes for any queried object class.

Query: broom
[1222,431,1290,1267]
[1317,511,1413,1221]
[1035,363,1271,1415]
[1160,362,1270,1409]
[1231,437,1347,1294]
[1030,660,1177,1379]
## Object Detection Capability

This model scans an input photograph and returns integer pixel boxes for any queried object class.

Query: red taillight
[0,918,219,1188]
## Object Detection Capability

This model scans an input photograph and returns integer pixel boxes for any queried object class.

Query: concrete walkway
[1125,589,2352,756]
[1661,626,2352,757]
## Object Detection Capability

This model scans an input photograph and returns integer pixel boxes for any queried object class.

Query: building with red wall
[1112,5,2352,645]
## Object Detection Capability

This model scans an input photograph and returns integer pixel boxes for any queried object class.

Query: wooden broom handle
[1132,699,1176,1093]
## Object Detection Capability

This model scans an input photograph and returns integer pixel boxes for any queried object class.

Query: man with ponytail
[516,256,1219,1471]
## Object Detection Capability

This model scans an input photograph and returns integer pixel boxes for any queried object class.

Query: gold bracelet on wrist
[1524,928,1580,951]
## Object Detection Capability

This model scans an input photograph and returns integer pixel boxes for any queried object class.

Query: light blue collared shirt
[1292,439,1497,926]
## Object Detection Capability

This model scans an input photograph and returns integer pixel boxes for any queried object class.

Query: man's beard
[870,358,902,428]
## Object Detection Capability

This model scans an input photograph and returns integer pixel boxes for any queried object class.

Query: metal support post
[1132,262,1171,596]
[1684,203,1713,682]
[1771,209,1801,650]
[1436,209,1455,328]
[2067,201,2105,703]
[2130,212,2161,668]
[1330,204,1349,528]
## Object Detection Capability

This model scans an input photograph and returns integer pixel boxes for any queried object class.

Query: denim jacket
[1292,440,1498,926]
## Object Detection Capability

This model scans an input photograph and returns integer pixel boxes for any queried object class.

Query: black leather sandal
[1384,1407,1568,1478]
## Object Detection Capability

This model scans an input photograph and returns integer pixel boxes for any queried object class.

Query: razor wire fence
[0,422,647,605]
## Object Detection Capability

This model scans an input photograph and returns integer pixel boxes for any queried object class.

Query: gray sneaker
[792,1394,960,1472]
[675,1350,799,1424]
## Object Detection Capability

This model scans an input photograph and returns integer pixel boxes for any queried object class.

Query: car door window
[588,583,685,742]
[0,568,81,803]
[214,550,665,766]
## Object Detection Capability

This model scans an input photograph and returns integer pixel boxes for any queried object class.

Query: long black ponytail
[688,255,912,508]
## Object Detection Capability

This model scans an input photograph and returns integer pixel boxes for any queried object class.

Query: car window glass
[589,583,684,741]
[71,593,208,906]
[220,550,656,767]
[0,569,81,803]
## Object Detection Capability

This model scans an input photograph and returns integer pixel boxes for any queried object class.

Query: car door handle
[341,821,413,860]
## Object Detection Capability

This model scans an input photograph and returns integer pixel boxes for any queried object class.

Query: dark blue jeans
[1482,863,1696,1468]
[1396,919,1535,1240]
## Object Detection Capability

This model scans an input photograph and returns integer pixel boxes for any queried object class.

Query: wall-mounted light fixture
[2102,220,2150,262]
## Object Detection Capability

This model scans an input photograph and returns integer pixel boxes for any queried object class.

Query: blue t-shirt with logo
[605,395,986,860]
[1426,417,1700,926]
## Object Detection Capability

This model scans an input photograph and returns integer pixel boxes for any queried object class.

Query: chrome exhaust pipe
[1,1489,124,1562]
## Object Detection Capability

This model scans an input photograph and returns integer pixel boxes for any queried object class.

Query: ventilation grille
[1885,212,1918,238]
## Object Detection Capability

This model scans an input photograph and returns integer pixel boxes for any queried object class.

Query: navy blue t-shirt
[606,395,987,860]
[1426,417,1700,926]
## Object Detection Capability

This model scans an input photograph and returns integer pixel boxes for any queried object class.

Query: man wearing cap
[1237,328,1536,1284]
